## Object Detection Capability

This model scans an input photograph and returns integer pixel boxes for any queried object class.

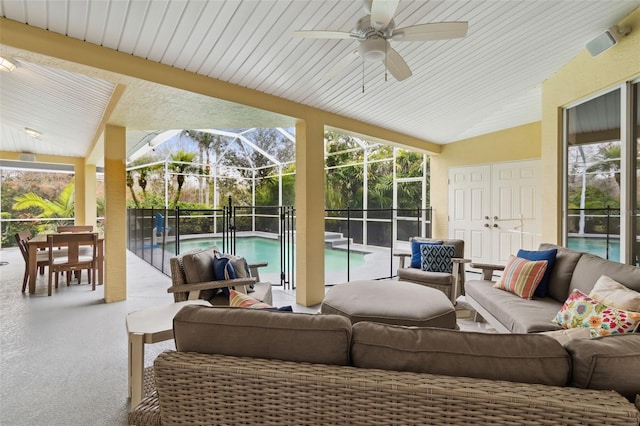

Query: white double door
[448,160,542,265]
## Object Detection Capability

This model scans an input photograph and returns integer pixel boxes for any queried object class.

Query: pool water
[567,237,619,262]
[165,237,366,273]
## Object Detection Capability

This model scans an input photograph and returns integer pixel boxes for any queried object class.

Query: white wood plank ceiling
[1,0,639,163]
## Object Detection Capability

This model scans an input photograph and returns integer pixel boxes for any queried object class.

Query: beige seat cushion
[351,322,571,386]
[173,305,352,365]
[397,268,452,285]
[320,280,456,329]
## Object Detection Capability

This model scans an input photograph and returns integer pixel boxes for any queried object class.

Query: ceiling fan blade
[323,50,359,80]
[370,0,399,30]
[385,45,411,81]
[392,22,468,42]
[293,30,354,39]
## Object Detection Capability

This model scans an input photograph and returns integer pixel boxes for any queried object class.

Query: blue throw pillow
[517,248,557,298]
[213,255,236,297]
[421,244,455,273]
[410,240,443,268]
[264,306,294,312]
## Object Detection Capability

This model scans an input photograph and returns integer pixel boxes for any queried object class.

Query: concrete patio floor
[0,246,326,425]
[0,246,490,425]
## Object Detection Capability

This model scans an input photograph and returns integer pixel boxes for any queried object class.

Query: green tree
[126,170,140,207]
[587,143,622,187]
[182,130,216,204]
[13,182,75,222]
[169,150,197,208]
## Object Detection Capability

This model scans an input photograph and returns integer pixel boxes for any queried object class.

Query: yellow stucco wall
[541,7,640,243]
[103,125,127,302]
[295,119,326,306]
[430,122,541,238]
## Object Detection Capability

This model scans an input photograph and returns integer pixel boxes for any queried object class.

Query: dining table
[26,233,105,294]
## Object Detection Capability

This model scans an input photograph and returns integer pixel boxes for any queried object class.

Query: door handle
[493,224,499,228]
[484,223,490,228]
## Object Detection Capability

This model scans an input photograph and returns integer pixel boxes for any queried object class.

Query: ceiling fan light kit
[24,127,42,138]
[293,0,468,84]
[358,37,387,62]
[0,56,16,72]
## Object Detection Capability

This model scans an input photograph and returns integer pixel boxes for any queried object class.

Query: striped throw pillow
[493,255,548,299]
[229,289,273,309]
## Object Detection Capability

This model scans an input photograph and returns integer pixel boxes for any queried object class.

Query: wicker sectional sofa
[129,305,640,425]
[465,243,640,333]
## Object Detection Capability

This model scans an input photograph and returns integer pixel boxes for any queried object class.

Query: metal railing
[566,207,620,261]
[127,205,433,287]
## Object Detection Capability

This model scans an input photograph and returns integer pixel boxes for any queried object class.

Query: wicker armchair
[167,246,272,305]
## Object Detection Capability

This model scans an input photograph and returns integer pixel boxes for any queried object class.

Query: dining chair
[15,230,49,293]
[55,226,93,280]
[47,232,98,296]
[56,225,94,233]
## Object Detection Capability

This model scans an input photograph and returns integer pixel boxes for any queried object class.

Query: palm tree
[182,130,216,204]
[13,182,75,223]
[169,150,197,208]
[126,171,140,207]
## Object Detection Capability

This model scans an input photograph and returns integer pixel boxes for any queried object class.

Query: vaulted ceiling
[1,0,639,166]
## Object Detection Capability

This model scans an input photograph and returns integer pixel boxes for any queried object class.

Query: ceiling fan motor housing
[356,15,395,39]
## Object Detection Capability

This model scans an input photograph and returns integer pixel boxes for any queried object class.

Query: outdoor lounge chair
[396,238,470,304]
[168,246,272,305]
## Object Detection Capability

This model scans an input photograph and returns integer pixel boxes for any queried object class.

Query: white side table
[126,300,211,408]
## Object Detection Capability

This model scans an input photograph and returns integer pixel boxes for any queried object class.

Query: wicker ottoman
[320,280,457,329]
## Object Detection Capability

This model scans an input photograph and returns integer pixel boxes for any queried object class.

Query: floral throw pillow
[553,289,640,338]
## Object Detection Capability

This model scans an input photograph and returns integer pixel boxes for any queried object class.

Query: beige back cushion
[174,305,352,365]
[570,253,640,296]
[351,322,571,386]
[180,247,217,284]
[565,334,640,401]
[538,243,583,302]
[589,275,640,312]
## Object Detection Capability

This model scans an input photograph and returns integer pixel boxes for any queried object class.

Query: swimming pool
[164,237,366,273]
[567,236,619,262]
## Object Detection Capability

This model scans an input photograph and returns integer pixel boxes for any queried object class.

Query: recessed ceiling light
[0,57,16,72]
[24,127,41,138]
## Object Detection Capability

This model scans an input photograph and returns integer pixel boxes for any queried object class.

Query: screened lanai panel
[367,159,393,217]
[397,180,426,241]
[325,166,364,210]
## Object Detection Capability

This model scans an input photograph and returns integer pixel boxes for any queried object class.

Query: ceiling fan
[293,0,468,82]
